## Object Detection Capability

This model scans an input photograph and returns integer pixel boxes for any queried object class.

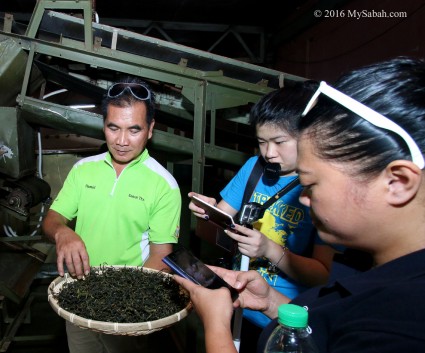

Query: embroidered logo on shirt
[85,184,96,189]
[174,226,180,240]
[129,193,145,201]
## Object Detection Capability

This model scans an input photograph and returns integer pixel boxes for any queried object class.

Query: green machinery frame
[0,0,306,222]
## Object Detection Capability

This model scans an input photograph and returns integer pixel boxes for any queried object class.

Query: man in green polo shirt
[42,77,181,353]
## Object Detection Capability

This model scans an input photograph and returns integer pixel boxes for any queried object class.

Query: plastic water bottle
[264,304,319,353]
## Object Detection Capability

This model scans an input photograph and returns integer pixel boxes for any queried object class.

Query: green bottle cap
[277,304,308,328]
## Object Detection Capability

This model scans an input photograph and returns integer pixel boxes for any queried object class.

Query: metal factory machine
[0,0,305,349]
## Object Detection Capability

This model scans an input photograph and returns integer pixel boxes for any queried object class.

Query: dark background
[2,0,424,82]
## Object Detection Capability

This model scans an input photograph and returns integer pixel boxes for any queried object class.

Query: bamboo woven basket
[47,266,193,336]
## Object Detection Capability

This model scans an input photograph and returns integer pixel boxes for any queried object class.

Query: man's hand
[42,210,90,278]
[55,229,90,278]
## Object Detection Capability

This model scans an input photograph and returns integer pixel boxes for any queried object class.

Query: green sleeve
[148,186,181,244]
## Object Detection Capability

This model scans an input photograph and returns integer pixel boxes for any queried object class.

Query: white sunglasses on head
[301,81,425,169]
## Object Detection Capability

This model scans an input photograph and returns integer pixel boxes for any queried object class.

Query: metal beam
[19,96,249,166]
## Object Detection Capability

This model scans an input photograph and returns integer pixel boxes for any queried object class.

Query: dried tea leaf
[55,266,189,323]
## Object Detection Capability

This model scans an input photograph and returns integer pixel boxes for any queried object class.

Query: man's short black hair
[101,77,156,125]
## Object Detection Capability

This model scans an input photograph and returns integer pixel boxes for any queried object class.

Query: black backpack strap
[242,176,300,225]
[241,157,264,205]
[260,176,300,210]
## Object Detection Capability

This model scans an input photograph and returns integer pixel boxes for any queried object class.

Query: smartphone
[190,195,236,230]
[163,247,239,301]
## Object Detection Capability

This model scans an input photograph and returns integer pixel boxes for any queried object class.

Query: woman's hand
[173,274,237,353]
[226,225,336,288]
[225,224,272,258]
[188,192,217,219]
[211,266,286,315]
[187,192,238,219]
[175,266,290,326]
[173,274,234,328]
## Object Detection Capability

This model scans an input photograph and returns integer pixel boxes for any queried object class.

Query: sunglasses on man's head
[301,81,425,169]
[107,83,151,101]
